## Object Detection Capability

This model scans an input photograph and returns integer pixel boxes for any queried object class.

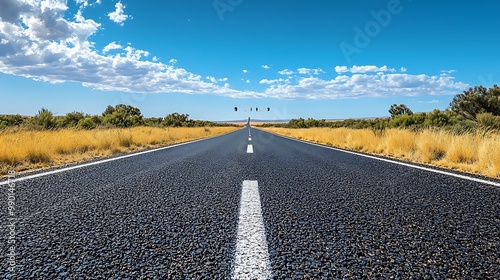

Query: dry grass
[262,127,500,179]
[0,126,239,176]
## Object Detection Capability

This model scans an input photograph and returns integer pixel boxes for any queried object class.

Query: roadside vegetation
[0,105,240,175]
[260,84,500,178]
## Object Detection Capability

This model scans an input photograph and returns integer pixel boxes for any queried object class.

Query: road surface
[1,126,499,279]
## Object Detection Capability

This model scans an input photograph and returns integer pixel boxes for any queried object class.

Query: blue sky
[0,0,499,121]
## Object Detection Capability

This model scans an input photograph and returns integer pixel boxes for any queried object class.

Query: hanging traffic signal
[256,107,259,112]
[234,107,238,112]
[267,107,270,111]
[250,107,252,111]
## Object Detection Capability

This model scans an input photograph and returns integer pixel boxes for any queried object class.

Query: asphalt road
[1,126,499,279]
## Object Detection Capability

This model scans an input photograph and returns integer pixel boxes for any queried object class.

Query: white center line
[233,180,271,280]
[249,138,252,141]
[247,144,253,153]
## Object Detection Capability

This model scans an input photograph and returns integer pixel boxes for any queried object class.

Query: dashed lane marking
[233,180,271,279]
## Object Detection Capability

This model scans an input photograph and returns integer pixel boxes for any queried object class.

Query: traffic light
[256,107,258,112]
[267,107,270,111]
[234,107,238,112]
[250,107,252,111]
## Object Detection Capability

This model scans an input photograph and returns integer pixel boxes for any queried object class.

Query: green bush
[32,108,56,129]
[476,112,500,129]
[78,117,97,129]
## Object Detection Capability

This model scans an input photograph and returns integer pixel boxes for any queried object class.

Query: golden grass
[261,127,500,179]
[0,126,239,176]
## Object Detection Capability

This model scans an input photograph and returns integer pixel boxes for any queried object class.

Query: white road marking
[249,138,252,141]
[267,131,500,187]
[247,144,254,154]
[0,132,236,186]
[233,180,271,280]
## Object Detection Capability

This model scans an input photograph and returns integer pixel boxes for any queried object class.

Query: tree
[78,117,97,129]
[424,109,452,127]
[162,113,191,127]
[60,111,85,128]
[102,104,143,127]
[33,108,55,129]
[450,84,500,120]
[389,104,413,118]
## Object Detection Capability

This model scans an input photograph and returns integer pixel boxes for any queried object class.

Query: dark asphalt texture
[1,126,499,279]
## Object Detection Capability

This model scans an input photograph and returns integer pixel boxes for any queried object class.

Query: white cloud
[75,0,101,7]
[246,79,250,83]
[349,65,395,73]
[0,0,263,98]
[334,66,349,74]
[440,70,457,76]
[103,42,122,53]
[261,72,468,99]
[278,69,294,75]
[206,76,217,83]
[108,1,129,26]
[400,67,407,73]
[260,79,277,84]
[297,67,325,75]
[261,65,270,69]
[417,100,440,104]
[0,2,469,101]
[259,78,288,85]
[242,69,248,73]
[169,58,177,64]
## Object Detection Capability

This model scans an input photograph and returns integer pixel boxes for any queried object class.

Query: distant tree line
[259,84,500,133]
[0,104,237,130]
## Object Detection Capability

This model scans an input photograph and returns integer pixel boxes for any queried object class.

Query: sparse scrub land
[260,84,500,179]
[0,104,240,175]
[262,127,500,178]
[0,126,238,175]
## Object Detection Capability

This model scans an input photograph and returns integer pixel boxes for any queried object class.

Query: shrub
[78,117,97,129]
[476,112,500,129]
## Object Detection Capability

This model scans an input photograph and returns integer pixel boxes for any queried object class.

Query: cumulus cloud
[261,72,468,99]
[261,64,270,69]
[259,78,289,85]
[103,41,121,53]
[260,79,277,85]
[0,0,261,98]
[297,67,325,75]
[0,1,468,101]
[349,65,395,73]
[75,0,101,8]
[400,67,407,73]
[168,58,177,64]
[206,76,217,83]
[334,66,349,74]
[242,69,248,73]
[417,100,440,104]
[108,1,129,26]
[278,69,294,75]
[441,69,457,74]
